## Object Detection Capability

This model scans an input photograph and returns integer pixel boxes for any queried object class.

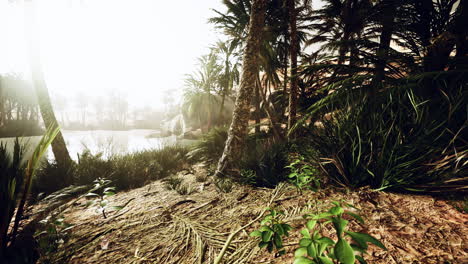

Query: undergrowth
[33,145,191,195]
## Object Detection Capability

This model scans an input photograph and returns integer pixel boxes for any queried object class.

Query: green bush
[296,71,467,191]
[188,126,228,162]
[239,138,290,188]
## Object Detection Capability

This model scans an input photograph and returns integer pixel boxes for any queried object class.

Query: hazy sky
[0,0,225,108]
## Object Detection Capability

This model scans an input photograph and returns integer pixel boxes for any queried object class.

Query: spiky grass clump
[188,126,228,163]
[295,71,467,191]
[34,145,191,195]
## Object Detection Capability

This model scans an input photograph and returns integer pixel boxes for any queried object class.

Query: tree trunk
[215,0,266,179]
[254,80,261,134]
[25,1,73,181]
[283,36,289,94]
[371,0,397,93]
[287,0,298,137]
[258,75,284,142]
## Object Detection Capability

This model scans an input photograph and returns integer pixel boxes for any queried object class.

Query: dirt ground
[31,165,467,264]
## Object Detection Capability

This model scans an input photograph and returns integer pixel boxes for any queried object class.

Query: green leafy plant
[0,138,26,257]
[34,215,74,256]
[294,202,386,264]
[1,124,59,260]
[85,178,122,219]
[250,208,292,256]
[286,155,320,193]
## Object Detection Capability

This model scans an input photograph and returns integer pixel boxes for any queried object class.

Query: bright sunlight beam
[0,0,224,108]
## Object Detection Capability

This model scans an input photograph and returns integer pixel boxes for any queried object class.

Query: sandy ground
[32,165,467,264]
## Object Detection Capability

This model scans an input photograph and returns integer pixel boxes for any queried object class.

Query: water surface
[0,129,192,161]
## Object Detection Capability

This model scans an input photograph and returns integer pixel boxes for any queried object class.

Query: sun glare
[0,0,223,108]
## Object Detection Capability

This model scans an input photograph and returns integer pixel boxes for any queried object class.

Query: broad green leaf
[329,206,344,216]
[276,224,285,236]
[283,223,292,231]
[301,228,311,238]
[312,212,333,220]
[306,220,317,230]
[317,237,335,246]
[318,256,334,264]
[345,231,387,250]
[273,234,283,248]
[299,238,312,247]
[307,243,317,258]
[334,239,355,264]
[258,241,268,248]
[262,231,273,242]
[267,242,274,252]
[293,256,315,264]
[259,225,273,232]
[250,230,262,237]
[295,247,308,257]
[345,211,365,224]
[332,218,348,238]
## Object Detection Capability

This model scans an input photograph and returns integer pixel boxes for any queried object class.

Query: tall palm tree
[183,52,224,131]
[212,40,241,117]
[215,0,267,179]
[307,0,373,67]
[287,0,299,135]
[24,0,73,180]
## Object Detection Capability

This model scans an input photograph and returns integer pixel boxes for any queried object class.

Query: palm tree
[212,40,241,118]
[287,0,299,135]
[215,0,267,179]
[24,0,73,180]
[307,0,373,67]
[183,52,224,131]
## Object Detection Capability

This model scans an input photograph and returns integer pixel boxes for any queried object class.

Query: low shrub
[239,138,290,188]
[33,145,191,195]
[188,126,228,162]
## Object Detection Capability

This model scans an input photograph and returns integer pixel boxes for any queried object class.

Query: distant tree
[183,52,224,131]
[93,96,105,123]
[212,40,241,118]
[215,0,267,179]
[76,92,88,126]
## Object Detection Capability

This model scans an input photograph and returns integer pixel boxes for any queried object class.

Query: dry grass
[31,164,467,264]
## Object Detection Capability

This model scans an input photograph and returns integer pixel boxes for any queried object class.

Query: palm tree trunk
[371,0,397,93]
[258,76,284,141]
[254,80,261,134]
[282,36,289,94]
[287,0,298,136]
[25,1,73,181]
[215,0,267,179]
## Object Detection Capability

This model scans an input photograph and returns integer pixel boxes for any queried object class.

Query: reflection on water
[0,129,191,161]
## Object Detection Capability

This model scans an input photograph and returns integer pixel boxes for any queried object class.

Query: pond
[0,129,194,161]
